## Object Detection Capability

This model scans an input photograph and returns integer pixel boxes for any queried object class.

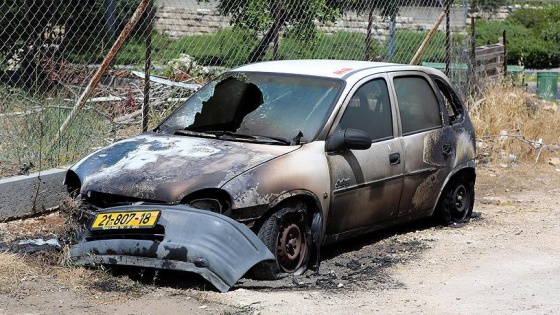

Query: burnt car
[67,60,476,292]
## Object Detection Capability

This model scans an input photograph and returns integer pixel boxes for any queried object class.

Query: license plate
[91,210,160,230]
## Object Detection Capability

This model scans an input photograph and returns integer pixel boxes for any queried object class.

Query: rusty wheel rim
[451,184,468,221]
[277,222,307,273]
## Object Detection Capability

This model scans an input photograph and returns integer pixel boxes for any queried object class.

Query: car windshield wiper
[204,131,293,145]
[254,135,292,145]
[173,129,218,138]
[291,131,304,145]
[175,129,296,145]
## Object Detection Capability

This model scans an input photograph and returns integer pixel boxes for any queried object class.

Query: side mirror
[326,128,372,152]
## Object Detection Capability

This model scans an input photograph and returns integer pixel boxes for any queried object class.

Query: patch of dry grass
[0,212,66,237]
[0,252,37,294]
[468,79,560,164]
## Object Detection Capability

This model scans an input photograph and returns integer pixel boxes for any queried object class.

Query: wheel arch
[257,190,323,228]
[256,190,324,271]
[431,164,476,216]
[179,188,233,214]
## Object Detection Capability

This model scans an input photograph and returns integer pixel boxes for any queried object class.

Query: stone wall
[154,5,229,37]
[154,4,468,40]
[466,4,549,24]
[320,7,466,42]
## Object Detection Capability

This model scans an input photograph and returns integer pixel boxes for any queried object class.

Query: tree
[329,0,401,61]
[0,0,149,90]
[202,0,342,63]
[473,0,508,13]
[202,0,407,63]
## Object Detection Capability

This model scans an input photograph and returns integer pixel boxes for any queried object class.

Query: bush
[477,4,560,69]
[166,28,257,67]
[476,18,560,69]
[0,0,152,91]
[62,0,153,64]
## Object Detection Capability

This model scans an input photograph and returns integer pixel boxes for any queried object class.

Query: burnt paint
[71,132,298,203]
[325,138,404,235]
[161,260,175,269]
[407,119,476,215]
[222,141,331,224]
[162,245,188,261]
[399,127,451,216]
[148,242,159,254]
[194,257,209,268]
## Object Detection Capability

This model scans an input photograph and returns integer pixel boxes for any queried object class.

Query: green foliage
[275,32,377,60]
[123,29,453,69]
[473,0,509,12]
[0,85,113,170]
[63,0,152,63]
[165,28,258,67]
[382,30,448,63]
[0,0,24,52]
[200,0,410,62]
[476,5,560,69]
[0,1,149,64]
[507,8,541,28]
[200,0,344,61]
[210,0,340,32]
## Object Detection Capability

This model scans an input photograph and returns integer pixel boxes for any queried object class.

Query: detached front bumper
[70,205,274,292]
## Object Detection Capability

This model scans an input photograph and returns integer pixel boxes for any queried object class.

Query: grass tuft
[0,252,37,294]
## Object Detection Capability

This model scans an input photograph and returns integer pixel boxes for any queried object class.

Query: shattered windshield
[157,72,344,143]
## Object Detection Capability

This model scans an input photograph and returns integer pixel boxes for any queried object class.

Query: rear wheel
[252,204,310,280]
[435,175,475,225]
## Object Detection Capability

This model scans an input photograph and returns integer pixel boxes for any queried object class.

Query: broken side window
[431,75,465,124]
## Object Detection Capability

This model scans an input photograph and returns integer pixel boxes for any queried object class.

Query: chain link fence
[1,0,473,176]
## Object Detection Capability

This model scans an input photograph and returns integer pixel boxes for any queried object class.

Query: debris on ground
[549,157,560,166]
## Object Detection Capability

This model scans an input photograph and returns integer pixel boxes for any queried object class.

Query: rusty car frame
[67,60,476,292]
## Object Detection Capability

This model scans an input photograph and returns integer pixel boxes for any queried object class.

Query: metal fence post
[469,5,476,97]
[503,29,507,77]
[104,0,117,38]
[445,0,452,76]
[143,0,154,132]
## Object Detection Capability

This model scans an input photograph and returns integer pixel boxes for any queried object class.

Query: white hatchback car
[67,60,476,291]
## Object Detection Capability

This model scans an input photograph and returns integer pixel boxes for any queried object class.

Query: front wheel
[435,175,475,225]
[252,204,310,280]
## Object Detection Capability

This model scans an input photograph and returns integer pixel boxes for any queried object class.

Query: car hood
[71,132,299,202]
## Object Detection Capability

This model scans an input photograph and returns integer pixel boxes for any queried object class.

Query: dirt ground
[1,162,560,314]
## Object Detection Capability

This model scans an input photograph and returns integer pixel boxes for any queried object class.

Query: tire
[435,175,475,225]
[252,205,310,280]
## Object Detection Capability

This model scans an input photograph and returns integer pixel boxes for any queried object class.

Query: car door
[325,76,404,237]
[389,72,450,216]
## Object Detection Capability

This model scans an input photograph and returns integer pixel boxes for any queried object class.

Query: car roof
[231,59,441,80]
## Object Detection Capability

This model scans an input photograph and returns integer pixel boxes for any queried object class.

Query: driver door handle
[389,152,401,165]
[442,143,454,157]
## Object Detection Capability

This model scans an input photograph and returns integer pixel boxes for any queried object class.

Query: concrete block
[0,168,67,221]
